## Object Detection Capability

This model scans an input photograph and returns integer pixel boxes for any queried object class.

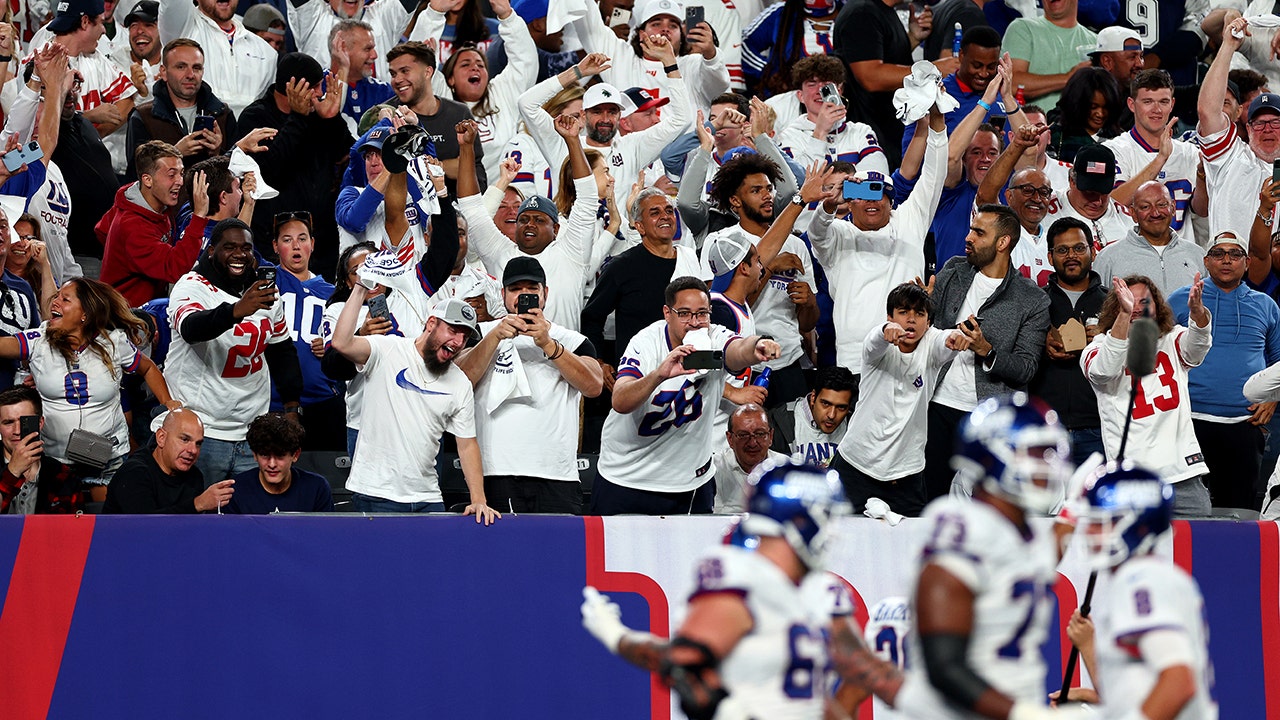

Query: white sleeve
[805,206,842,267]
[558,175,601,272]
[157,0,195,43]
[405,5,447,43]
[862,323,891,366]
[287,0,327,51]
[2,82,40,142]
[494,11,538,91]
[517,76,571,182]
[44,221,83,283]
[678,52,731,111]
[623,76,693,169]
[1244,361,1280,402]
[1175,317,1212,368]
[1082,334,1126,387]
[900,128,949,244]
[457,192,517,277]
[776,125,828,168]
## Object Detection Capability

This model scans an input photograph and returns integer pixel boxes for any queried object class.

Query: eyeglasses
[731,430,771,442]
[1250,118,1280,130]
[668,308,712,321]
[1009,184,1052,199]
[1206,249,1247,260]
[1133,201,1173,212]
[273,210,313,234]
[1051,243,1091,257]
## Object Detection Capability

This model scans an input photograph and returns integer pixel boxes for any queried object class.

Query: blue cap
[511,0,549,22]
[721,146,757,165]
[359,127,393,153]
[517,195,559,224]
[49,0,104,34]
[1249,92,1280,121]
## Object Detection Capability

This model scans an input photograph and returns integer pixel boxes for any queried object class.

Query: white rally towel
[357,248,424,298]
[486,339,533,412]
[228,148,279,200]
[547,0,592,34]
[892,61,960,125]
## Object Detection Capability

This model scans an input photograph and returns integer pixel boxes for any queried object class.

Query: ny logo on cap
[57,1,70,10]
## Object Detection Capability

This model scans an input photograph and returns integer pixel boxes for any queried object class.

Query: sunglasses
[273,210,313,235]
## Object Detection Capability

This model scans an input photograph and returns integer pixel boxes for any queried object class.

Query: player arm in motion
[827,616,902,711]
[1104,628,1200,719]
[582,587,751,720]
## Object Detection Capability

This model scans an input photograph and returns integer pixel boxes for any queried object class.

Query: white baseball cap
[1092,27,1143,54]
[634,0,683,27]
[582,83,635,113]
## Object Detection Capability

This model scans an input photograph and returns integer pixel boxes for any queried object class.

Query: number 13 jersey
[167,272,290,441]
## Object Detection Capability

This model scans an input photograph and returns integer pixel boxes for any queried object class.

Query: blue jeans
[1069,427,1105,467]
[346,427,359,458]
[78,453,127,487]
[351,493,445,513]
[197,438,257,488]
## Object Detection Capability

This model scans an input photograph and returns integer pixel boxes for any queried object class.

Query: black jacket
[1030,271,1107,429]
[126,80,237,179]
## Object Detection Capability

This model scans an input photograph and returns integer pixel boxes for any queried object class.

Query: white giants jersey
[598,321,739,492]
[687,545,849,720]
[1011,224,1052,288]
[1198,122,1271,242]
[1094,557,1219,720]
[900,498,1061,717]
[1082,326,1211,484]
[1104,131,1199,231]
[17,325,140,463]
[167,273,290,441]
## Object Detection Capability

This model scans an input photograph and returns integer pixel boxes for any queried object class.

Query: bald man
[1094,180,1205,296]
[103,409,235,513]
[712,403,789,513]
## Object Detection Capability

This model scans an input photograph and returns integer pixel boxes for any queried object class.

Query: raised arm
[1251,179,1279,287]
[331,283,373,365]
[977,123,1048,206]
[1197,15,1245,138]
[944,65,1006,187]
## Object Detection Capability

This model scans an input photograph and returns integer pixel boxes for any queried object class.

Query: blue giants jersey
[270,269,341,409]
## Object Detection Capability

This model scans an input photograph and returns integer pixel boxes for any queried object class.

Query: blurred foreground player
[581,459,901,718]
[1073,462,1218,720]
[893,394,1088,720]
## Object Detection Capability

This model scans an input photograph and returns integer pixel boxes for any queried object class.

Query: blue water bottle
[753,368,772,388]
[953,22,962,55]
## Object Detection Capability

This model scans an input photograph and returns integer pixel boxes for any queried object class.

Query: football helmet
[1080,461,1173,569]
[952,393,1073,514]
[737,458,851,569]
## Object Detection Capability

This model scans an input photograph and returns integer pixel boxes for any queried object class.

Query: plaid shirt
[0,459,84,514]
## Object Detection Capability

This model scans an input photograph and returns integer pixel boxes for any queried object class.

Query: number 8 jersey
[167,271,290,441]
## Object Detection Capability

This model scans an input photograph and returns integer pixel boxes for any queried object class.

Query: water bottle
[1015,84,1026,107]
[952,23,962,56]
[753,368,772,388]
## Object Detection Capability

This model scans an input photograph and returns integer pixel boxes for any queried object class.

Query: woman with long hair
[0,278,181,501]
[6,213,56,318]
[1051,67,1123,162]
[500,84,585,200]
[742,0,843,98]
[555,149,623,282]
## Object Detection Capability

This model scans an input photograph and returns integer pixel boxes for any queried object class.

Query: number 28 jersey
[597,320,739,493]
[898,498,1061,718]
[167,272,290,441]
[688,545,851,720]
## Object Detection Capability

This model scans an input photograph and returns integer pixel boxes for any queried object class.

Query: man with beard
[769,365,856,468]
[125,38,237,179]
[1029,218,1107,465]
[288,0,409,81]
[165,219,303,483]
[111,2,161,98]
[104,408,236,513]
[711,404,788,513]
[1199,16,1280,242]
[978,123,1060,286]
[922,204,1050,501]
[158,0,276,116]
[457,117,597,330]
[1094,181,1204,296]
[331,290,500,523]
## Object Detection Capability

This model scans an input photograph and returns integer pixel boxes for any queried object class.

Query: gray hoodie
[1093,227,1205,297]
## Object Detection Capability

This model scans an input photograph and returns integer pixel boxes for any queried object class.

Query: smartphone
[257,266,277,288]
[609,7,630,26]
[683,349,724,370]
[516,293,538,317]
[367,294,389,320]
[19,414,39,440]
[843,179,884,201]
[193,114,216,133]
[685,5,705,28]
[820,82,844,107]
[963,317,980,332]
[2,141,42,172]
[1272,158,1280,184]
[988,114,1008,132]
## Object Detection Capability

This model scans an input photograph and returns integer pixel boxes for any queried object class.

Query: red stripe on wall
[1172,520,1192,575]
[1259,521,1280,720]
[0,515,95,720]
[583,516,672,720]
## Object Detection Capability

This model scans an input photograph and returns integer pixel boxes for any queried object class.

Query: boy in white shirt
[831,283,971,516]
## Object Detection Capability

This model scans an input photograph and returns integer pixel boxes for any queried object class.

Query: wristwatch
[790,192,805,207]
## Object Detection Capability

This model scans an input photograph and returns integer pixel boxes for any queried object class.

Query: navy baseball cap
[517,195,559,224]
[1248,93,1280,121]
[622,87,669,117]
[48,0,104,35]
[359,127,393,153]
[721,146,757,164]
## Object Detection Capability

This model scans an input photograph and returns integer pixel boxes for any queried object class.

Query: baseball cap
[583,83,631,112]
[48,0,104,35]
[1209,231,1247,250]
[850,169,894,194]
[634,0,683,27]
[1226,80,1242,104]
[123,0,158,26]
[622,87,670,118]
[502,256,547,287]
[720,146,758,165]
[704,231,752,287]
[358,127,392,153]
[1072,144,1117,194]
[510,0,549,22]
[1091,26,1142,55]
[517,195,559,224]
[1248,92,1280,121]
[244,4,287,35]
[429,298,480,337]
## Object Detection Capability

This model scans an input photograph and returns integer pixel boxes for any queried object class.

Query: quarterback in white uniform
[1075,462,1219,720]
[892,394,1089,720]
[582,459,901,719]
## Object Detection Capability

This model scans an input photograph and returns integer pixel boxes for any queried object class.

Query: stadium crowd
[2,0,1280,523]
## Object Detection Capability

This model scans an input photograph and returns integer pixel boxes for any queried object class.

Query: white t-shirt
[598,320,739,492]
[472,320,590,482]
[16,324,140,462]
[932,272,1002,411]
[25,161,83,283]
[898,498,1061,717]
[1104,130,1199,232]
[345,334,476,503]
[321,300,369,430]
[167,273,290,441]
[840,325,959,479]
[1094,556,1218,720]
[711,447,788,513]
[1198,120,1272,242]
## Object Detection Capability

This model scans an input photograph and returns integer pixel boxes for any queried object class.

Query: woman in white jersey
[0,278,181,501]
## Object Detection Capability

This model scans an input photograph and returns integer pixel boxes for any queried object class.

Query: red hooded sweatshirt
[96,182,207,307]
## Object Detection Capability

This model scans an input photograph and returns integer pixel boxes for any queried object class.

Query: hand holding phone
[682,349,724,370]
[516,293,538,322]
[2,141,42,172]
[367,294,389,320]
[685,5,705,28]
[257,266,277,288]
[19,414,39,441]
[843,179,884,201]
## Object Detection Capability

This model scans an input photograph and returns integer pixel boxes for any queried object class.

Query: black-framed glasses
[668,307,712,321]
[1250,118,1280,130]
[1206,249,1247,260]
[273,210,313,234]
[1051,243,1090,257]
[1010,184,1052,199]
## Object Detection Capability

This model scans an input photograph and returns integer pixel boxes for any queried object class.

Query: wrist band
[572,66,583,80]
[0,55,11,63]
[976,99,992,112]
[663,63,679,74]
